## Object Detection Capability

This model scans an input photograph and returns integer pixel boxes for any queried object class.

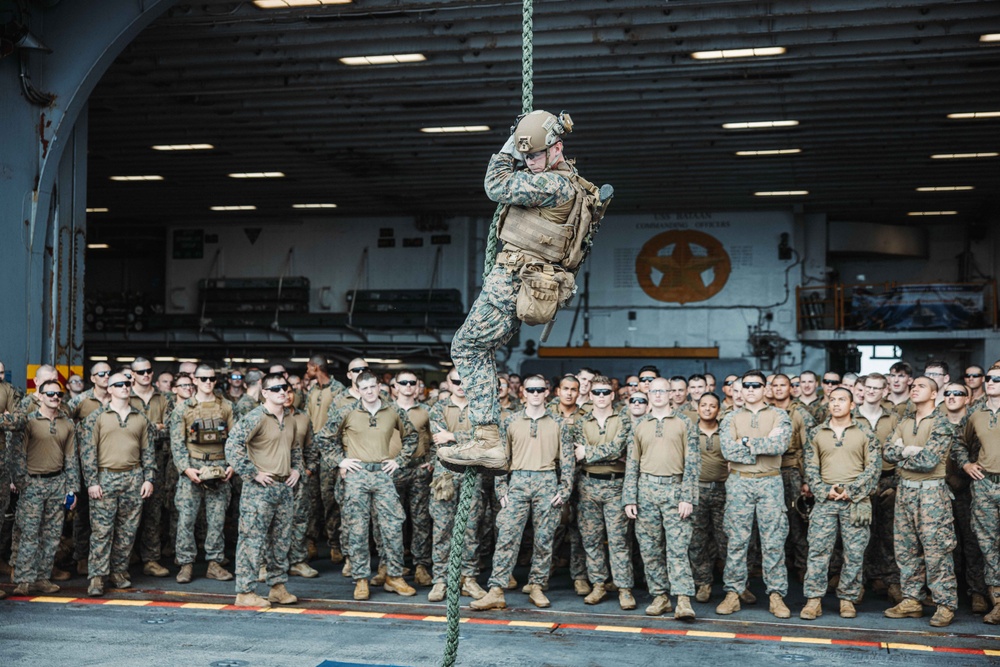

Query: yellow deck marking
[594,625,642,634]
[508,621,555,628]
[266,607,305,614]
[688,631,736,639]
[886,643,934,652]
[341,611,386,618]
[104,600,151,606]
[180,602,226,610]
[30,596,74,604]
[423,615,448,623]
[781,637,832,645]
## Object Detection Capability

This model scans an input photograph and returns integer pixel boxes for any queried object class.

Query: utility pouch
[431,472,455,502]
[515,262,576,326]
[191,418,228,445]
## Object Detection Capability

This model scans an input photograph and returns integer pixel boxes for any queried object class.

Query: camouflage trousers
[430,471,483,584]
[288,470,320,565]
[689,481,727,587]
[578,475,633,588]
[552,503,588,581]
[487,470,561,590]
[865,473,900,585]
[952,485,986,595]
[72,493,91,564]
[451,264,520,427]
[723,474,789,596]
[971,477,1000,587]
[894,482,957,609]
[373,464,432,568]
[803,500,869,600]
[319,463,342,550]
[635,475,695,596]
[138,442,169,563]
[781,466,808,571]
[342,467,406,581]
[88,468,145,578]
[174,461,231,565]
[12,474,68,584]
[234,480,292,594]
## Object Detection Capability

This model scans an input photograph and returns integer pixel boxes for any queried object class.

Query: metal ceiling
[86,0,1000,235]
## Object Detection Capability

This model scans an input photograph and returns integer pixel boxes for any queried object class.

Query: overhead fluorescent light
[153,357,177,362]
[86,207,109,213]
[210,205,257,211]
[339,53,426,66]
[722,120,799,129]
[292,203,338,209]
[249,358,268,364]
[754,190,809,196]
[364,357,402,364]
[980,33,1000,42]
[691,46,786,60]
[89,356,109,362]
[110,175,164,181]
[116,356,136,363]
[930,152,998,159]
[735,148,802,156]
[947,111,1000,119]
[289,358,311,363]
[420,126,491,134]
[177,358,200,363]
[907,211,957,216]
[87,243,110,249]
[254,0,351,7]
[438,360,454,367]
[151,143,214,151]
[915,186,974,192]
[228,172,285,179]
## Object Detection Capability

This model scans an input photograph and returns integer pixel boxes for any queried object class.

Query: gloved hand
[500,134,524,163]
[879,486,896,500]
[849,497,873,527]
[430,472,455,502]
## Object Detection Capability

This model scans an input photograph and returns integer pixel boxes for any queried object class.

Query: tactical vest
[497,166,601,270]
[185,399,230,456]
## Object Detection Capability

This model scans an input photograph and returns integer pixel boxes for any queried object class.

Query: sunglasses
[174,384,194,390]
[94,370,111,378]
[647,388,668,395]
[349,367,368,374]
[986,376,1000,384]
[965,373,984,379]
[742,382,765,389]
[110,381,132,389]
[195,376,217,383]
[791,383,800,387]
[630,398,648,405]
[132,368,154,375]
[41,390,64,398]
[723,380,734,387]
[639,376,656,382]
[524,386,547,394]
[396,379,417,386]
[69,379,84,384]
[822,379,840,385]
[263,384,289,393]
[231,374,244,380]
[943,390,968,397]
[591,388,613,396]
[448,378,462,386]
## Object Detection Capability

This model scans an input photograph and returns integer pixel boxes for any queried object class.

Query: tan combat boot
[800,598,823,620]
[87,576,104,597]
[884,597,924,619]
[289,562,319,578]
[353,579,370,601]
[522,582,549,594]
[370,563,388,586]
[109,573,131,589]
[887,583,903,605]
[985,586,1000,624]
[675,595,696,620]
[470,586,506,611]
[34,580,60,594]
[76,560,88,576]
[715,591,740,615]
[619,588,637,610]
[526,584,551,608]
[461,576,487,600]
[12,583,30,596]
[234,592,271,608]
[574,579,592,596]
[341,558,352,578]
[50,567,71,582]
[584,583,606,605]
[306,539,318,561]
[645,594,672,616]
[384,576,416,597]
[143,561,169,577]
[929,605,955,627]
[176,564,193,584]
[268,583,298,605]
[505,574,518,590]
[695,584,712,603]
[207,561,234,581]
[436,425,508,474]
[840,599,857,618]
[329,545,344,564]
[971,592,988,614]
[769,592,791,619]
[739,589,757,604]
[414,564,432,587]
[428,582,446,602]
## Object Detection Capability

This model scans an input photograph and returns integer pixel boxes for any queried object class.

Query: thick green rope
[441,2,534,665]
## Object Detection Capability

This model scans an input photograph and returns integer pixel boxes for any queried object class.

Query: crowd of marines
[1,355,999,628]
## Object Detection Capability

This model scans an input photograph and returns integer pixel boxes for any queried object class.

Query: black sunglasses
[986,376,1000,383]
[231,374,244,380]
[132,368,154,375]
[195,376,217,383]
[943,390,968,397]
[630,398,648,405]
[110,381,132,389]
[791,383,800,387]
[626,382,638,387]
[742,382,764,389]
[263,384,289,393]
[448,378,462,386]
[723,380,734,387]
[349,367,368,374]
[965,373,984,379]
[524,386,547,394]
[396,379,417,386]
[822,379,840,385]
[639,376,656,382]
[94,370,111,378]
[591,388,613,396]
[41,390,64,398]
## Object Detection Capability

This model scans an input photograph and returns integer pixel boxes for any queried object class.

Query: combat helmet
[512,110,573,155]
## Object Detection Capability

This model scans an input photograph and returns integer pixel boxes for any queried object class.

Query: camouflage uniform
[226,405,303,595]
[306,381,346,553]
[552,407,589,585]
[624,413,701,598]
[288,408,319,565]
[955,403,1000,592]
[65,388,107,566]
[12,409,74,586]
[802,418,880,601]
[781,403,815,574]
[884,411,958,609]
[427,398,481,583]
[0,382,24,559]
[130,391,170,565]
[720,406,792,596]
[689,427,728,588]
[578,411,633,588]
[78,405,157,579]
[486,410,576,590]
[169,395,234,566]
[858,407,901,588]
[313,398,417,581]
[451,152,579,429]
